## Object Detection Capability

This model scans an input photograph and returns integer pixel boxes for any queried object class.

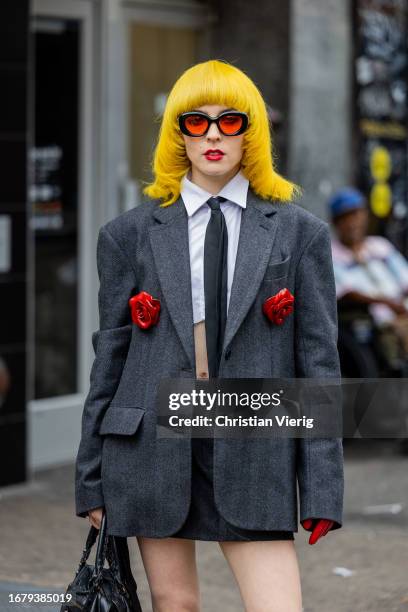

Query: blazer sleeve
[75,225,136,518]
[294,221,344,530]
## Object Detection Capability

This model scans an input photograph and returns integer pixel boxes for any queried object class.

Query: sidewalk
[0,441,408,611]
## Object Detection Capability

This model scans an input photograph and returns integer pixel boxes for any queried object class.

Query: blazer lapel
[148,189,282,370]
[222,189,280,353]
[149,196,195,369]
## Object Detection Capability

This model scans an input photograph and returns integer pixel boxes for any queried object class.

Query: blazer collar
[149,188,281,371]
[151,187,279,224]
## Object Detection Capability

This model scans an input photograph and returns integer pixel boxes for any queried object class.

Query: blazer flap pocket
[99,406,145,435]
[264,254,291,280]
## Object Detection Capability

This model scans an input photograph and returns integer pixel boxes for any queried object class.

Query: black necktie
[204,196,228,378]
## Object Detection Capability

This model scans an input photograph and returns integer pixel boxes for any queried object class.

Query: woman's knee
[136,536,200,612]
[219,540,302,612]
[151,587,200,612]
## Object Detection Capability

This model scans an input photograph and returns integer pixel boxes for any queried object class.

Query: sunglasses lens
[183,114,209,136]
[219,114,244,135]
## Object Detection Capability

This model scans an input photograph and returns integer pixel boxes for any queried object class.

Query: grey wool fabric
[75,188,344,537]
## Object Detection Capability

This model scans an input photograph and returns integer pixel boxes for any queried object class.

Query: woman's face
[181,104,245,180]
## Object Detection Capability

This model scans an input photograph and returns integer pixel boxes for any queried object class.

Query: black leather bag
[61,513,142,612]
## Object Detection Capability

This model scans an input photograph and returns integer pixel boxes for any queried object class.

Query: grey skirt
[171,437,294,542]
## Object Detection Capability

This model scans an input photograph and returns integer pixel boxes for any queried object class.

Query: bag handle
[75,525,99,575]
[94,511,109,574]
[76,511,108,577]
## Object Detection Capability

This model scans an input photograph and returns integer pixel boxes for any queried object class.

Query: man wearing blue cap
[329,187,408,366]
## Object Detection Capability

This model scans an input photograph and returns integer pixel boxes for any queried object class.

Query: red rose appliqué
[262,288,295,325]
[129,290,161,330]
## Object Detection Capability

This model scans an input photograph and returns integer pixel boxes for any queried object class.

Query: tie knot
[207,196,227,211]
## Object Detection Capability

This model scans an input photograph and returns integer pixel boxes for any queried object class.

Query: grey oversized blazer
[75,188,344,537]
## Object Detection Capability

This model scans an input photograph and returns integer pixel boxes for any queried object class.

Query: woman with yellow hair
[76,59,344,611]
[144,59,299,206]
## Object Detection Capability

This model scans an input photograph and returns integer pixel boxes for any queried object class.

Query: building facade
[1,0,406,485]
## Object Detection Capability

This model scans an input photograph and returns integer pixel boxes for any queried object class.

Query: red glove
[301,518,334,545]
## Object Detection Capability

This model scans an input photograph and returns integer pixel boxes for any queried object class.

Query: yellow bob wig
[143,59,301,207]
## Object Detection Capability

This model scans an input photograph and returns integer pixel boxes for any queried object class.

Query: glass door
[31,16,80,398]
[29,0,95,470]
[127,21,200,196]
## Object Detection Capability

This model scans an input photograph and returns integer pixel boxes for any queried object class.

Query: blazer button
[225,348,231,360]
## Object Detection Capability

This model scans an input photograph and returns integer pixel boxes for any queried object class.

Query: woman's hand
[88,507,104,529]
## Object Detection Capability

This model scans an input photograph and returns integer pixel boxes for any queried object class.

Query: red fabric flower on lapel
[262,288,295,325]
[129,291,161,330]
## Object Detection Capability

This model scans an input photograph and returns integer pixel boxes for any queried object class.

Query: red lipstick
[204,149,224,161]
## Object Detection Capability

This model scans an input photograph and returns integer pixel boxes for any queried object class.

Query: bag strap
[110,536,138,592]
[76,525,99,574]
[94,511,109,574]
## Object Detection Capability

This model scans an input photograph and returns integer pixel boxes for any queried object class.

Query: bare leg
[136,536,200,612]
[218,540,302,612]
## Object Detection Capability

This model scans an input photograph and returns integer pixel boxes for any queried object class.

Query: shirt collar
[180,169,249,217]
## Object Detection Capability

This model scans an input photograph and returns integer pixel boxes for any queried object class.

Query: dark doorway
[31,18,80,399]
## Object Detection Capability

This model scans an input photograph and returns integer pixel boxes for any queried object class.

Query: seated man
[329,187,408,367]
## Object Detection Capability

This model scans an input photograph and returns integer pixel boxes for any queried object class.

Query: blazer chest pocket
[263,254,291,281]
[99,405,145,436]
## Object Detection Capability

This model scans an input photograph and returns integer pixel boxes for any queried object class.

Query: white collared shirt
[180,169,249,324]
